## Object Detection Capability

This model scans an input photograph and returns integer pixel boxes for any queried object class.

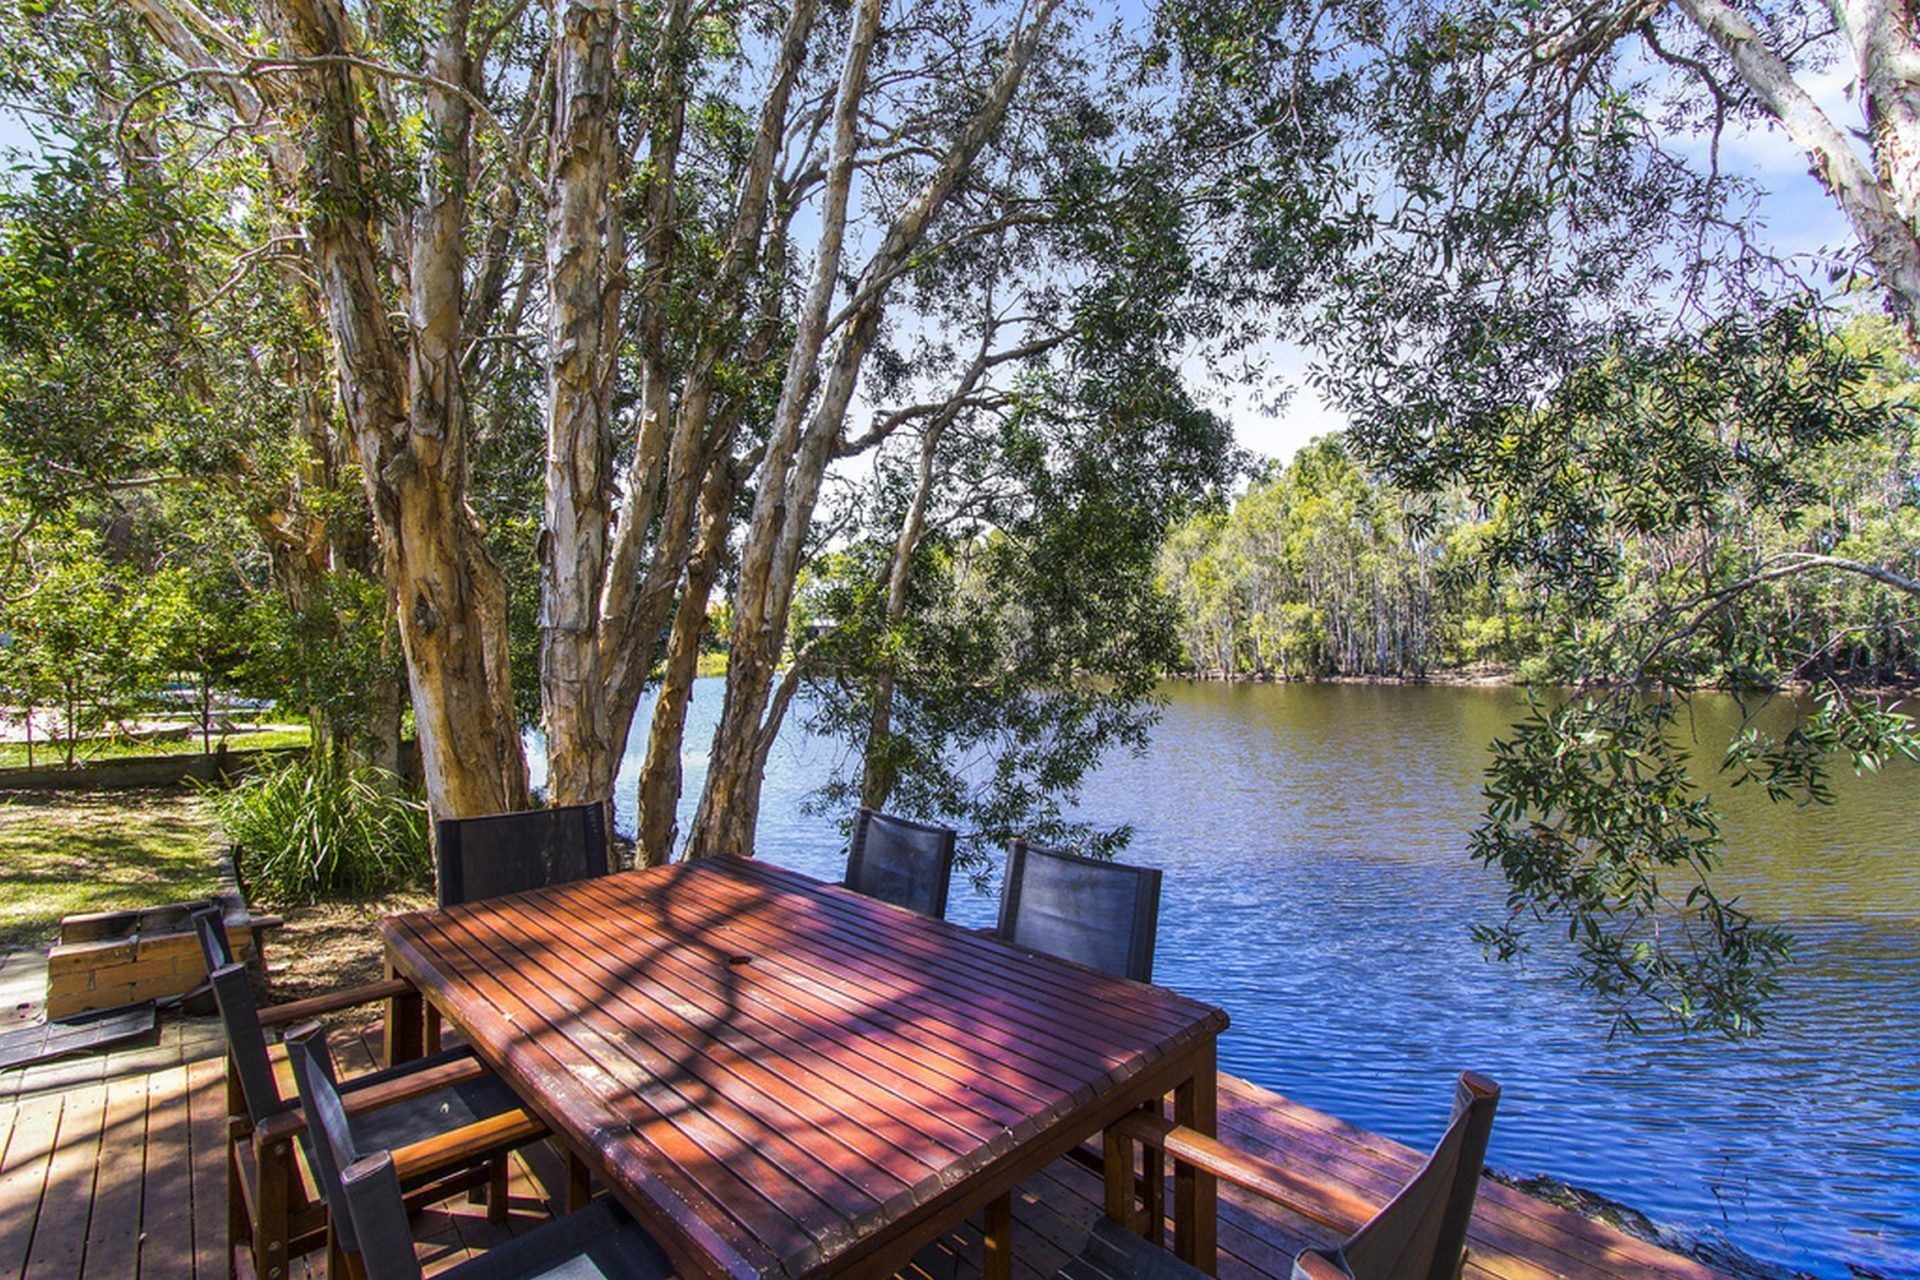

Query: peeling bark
[273,0,528,819]
[539,0,623,806]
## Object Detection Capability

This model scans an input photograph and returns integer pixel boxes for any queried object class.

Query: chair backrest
[284,1023,364,1253]
[435,800,612,907]
[1304,1072,1501,1280]
[996,841,1162,983]
[340,1152,429,1280]
[340,1153,427,1280]
[287,1024,428,1278]
[190,905,234,970]
[204,959,288,1125]
[844,807,958,918]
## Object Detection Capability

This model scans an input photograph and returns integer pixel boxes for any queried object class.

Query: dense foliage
[208,756,431,903]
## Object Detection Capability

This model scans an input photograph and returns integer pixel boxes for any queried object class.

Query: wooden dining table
[377,855,1228,1280]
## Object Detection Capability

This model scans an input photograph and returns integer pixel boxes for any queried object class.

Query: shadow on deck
[0,1021,1731,1280]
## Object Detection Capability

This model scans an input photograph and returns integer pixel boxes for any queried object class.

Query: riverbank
[1169,667,1918,698]
[1488,1172,1857,1280]
[1175,665,1519,686]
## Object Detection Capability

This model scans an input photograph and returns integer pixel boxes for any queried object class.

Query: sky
[0,22,1870,468]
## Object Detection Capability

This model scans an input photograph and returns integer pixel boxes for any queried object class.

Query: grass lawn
[0,789,224,948]
[0,725,311,771]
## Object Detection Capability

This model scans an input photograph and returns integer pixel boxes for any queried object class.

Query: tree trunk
[683,0,886,860]
[539,0,624,807]
[273,0,528,820]
[685,0,1057,860]
[860,419,944,811]
[634,462,735,863]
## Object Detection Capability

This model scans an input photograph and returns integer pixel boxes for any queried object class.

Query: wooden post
[983,1190,1013,1280]
[1173,1044,1218,1276]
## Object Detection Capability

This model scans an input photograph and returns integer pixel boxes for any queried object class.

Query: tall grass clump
[207,755,430,903]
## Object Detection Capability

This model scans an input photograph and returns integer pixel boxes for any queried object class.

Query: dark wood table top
[379,855,1227,1280]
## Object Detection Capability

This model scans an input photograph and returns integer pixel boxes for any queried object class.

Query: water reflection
[528,678,1920,1279]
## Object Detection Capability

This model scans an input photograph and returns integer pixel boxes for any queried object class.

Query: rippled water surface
[531,679,1920,1278]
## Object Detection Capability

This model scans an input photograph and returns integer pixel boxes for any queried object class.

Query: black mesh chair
[435,800,612,907]
[291,1024,673,1280]
[190,909,542,1277]
[844,807,959,918]
[996,840,1162,983]
[1064,1073,1502,1280]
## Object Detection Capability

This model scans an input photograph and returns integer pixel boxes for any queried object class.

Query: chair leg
[488,1155,511,1224]
[228,1143,249,1280]
[1144,1097,1166,1246]
[983,1191,1013,1280]
[254,1133,294,1280]
[325,1231,351,1280]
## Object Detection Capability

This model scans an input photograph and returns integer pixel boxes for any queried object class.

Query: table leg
[983,1190,1013,1280]
[1104,1124,1134,1229]
[1144,1099,1165,1247]
[382,958,424,1067]
[1173,1043,1218,1276]
[565,1151,593,1212]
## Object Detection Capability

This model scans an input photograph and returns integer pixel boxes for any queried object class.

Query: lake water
[529,678,1920,1279]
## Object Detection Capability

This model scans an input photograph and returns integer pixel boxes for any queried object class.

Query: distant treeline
[1157,429,1920,687]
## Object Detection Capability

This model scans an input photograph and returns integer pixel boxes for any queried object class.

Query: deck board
[0,1087,61,1276]
[79,1076,146,1280]
[0,1028,1734,1280]
[22,1081,105,1280]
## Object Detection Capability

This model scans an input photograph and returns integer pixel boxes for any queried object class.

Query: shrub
[207,755,430,903]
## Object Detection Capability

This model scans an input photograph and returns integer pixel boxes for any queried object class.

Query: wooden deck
[0,1022,1733,1280]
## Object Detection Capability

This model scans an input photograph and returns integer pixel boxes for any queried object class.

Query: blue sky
[0,29,1868,466]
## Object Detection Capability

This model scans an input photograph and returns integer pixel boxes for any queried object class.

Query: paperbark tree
[121,0,544,818]
[264,0,529,817]
[537,0,623,807]
[1672,0,1920,324]
[684,0,1061,860]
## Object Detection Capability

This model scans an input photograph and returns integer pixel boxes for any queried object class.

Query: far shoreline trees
[1162,318,1920,692]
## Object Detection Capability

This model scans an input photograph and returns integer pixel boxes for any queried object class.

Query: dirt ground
[256,890,434,1033]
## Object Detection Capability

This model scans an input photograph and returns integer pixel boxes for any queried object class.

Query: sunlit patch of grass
[0,790,221,948]
[0,725,311,771]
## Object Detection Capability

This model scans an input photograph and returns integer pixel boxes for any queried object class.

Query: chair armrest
[257,977,416,1028]
[338,1052,493,1114]
[389,1108,547,1182]
[1112,1112,1378,1234]
[250,1050,500,1148]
